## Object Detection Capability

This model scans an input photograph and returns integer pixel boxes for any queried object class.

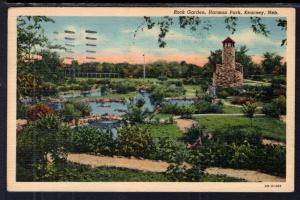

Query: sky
[38,16,286,66]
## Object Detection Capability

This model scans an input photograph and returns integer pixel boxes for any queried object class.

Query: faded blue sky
[39,16,286,66]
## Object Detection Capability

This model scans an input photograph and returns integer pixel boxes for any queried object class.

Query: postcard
[7,7,295,192]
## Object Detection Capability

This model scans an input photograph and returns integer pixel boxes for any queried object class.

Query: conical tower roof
[222,37,235,43]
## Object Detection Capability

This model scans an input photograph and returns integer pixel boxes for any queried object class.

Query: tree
[17,114,70,181]
[261,52,283,74]
[136,16,286,48]
[17,16,64,101]
[116,125,155,158]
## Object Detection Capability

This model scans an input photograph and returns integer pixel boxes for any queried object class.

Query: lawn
[195,116,286,142]
[223,105,242,114]
[139,123,182,139]
[183,85,198,97]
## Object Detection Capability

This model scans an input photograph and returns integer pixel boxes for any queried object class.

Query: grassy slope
[195,116,286,141]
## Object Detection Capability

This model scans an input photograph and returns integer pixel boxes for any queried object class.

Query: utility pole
[143,54,146,79]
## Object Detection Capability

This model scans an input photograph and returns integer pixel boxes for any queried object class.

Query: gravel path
[67,153,285,182]
[67,153,169,172]
[175,119,197,133]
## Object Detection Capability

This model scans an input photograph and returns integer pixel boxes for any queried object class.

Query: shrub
[17,115,71,181]
[272,95,286,115]
[149,83,186,102]
[166,80,183,87]
[193,100,223,114]
[73,102,92,117]
[27,103,55,121]
[262,96,286,118]
[68,126,115,156]
[152,137,187,163]
[183,125,209,145]
[116,125,155,158]
[17,100,28,119]
[157,75,168,81]
[231,96,255,105]
[110,81,136,93]
[212,126,262,146]
[60,101,92,122]
[60,103,81,122]
[160,104,196,117]
[217,87,240,98]
[165,164,204,182]
[37,82,59,97]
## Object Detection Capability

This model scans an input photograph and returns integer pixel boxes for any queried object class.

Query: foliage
[159,104,196,118]
[116,125,155,158]
[17,114,71,181]
[230,96,255,105]
[242,102,257,119]
[217,87,241,98]
[152,137,187,163]
[165,164,205,182]
[193,100,223,114]
[138,16,286,48]
[124,98,150,124]
[17,162,170,182]
[261,52,284,74]
[17,100,28,119]
[149,83,186,102]
[195,116,286,142]
[186,125,286,177]
[60,103,81,122]
[211,126,262,146]
[27,103,55,121]
[262,95,286,118]
[183,125,209,145]
[60,101,91,122]
[68,126,115,156]
[272,95,286,115]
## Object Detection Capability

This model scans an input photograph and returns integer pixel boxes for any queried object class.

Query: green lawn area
[139,123,182,139]
[184,85,198,97]
[195,116,286,142]
[223,105,242,114]
[154,113,173,120]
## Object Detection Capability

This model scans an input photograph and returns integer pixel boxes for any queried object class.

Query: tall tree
[261,52,283,74]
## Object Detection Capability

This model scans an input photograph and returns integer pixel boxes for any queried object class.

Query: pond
[59,89,102,98]
[163,99,194,106]
[20,89,195,129]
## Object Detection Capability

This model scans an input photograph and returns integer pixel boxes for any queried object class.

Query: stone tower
[213,37,243,87]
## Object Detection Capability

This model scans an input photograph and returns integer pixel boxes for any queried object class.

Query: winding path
[67,153,285,182]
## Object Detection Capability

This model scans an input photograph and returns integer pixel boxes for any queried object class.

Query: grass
[139,123,182,139]
[223,105,242,114]
[183,85,198,97]
[154,113,173,120]
[195,116,286,142]
[17,162,247,182]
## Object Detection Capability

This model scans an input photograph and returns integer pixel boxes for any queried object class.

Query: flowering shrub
[27,103,55,121]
